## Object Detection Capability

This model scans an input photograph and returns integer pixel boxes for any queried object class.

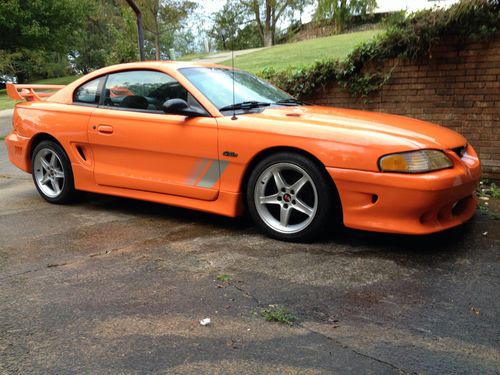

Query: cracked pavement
[1,120,499,373]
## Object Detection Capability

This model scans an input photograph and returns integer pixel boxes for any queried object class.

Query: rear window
[74,77,102,105]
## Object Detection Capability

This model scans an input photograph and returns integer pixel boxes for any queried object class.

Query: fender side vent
[76,146,87,161]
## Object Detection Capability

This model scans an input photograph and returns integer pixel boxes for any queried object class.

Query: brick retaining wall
[303,35,500,180]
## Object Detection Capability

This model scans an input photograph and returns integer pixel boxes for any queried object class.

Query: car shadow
[77,191,478,264]
[325,219,480,267]
[80,191,253,230]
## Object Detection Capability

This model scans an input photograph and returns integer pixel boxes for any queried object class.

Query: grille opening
[76,146,87,161]
[451,145,466,159]
[452,196,470,216]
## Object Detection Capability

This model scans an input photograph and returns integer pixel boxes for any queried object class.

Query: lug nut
[281,188,286,192]
[277,196,282,201]
[292,200,296,205]
[284,204,288,209]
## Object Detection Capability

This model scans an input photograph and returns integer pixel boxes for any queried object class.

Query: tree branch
[249,0,264,38]
[274,0,293,27]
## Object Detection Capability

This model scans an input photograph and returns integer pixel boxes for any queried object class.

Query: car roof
[45,60,235,114]
[98,61,233,72]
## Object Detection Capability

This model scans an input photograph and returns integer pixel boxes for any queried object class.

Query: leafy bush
[259,0,500,98]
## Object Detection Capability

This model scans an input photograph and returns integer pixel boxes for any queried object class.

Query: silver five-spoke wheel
[33,148,65,198]
[254,162,318,234]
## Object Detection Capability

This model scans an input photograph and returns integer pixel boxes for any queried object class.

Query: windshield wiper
[219,101,271,111]
[274,98,305,106]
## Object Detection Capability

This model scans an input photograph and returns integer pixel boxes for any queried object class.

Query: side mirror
[162,98,205,117]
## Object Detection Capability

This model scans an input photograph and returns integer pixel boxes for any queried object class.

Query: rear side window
[74,77,102,105]
[102,70,192,112]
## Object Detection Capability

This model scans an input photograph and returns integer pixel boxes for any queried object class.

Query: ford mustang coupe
[5,62,481,241]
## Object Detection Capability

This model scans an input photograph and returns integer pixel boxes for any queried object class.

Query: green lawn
[0,91,12,111]
[30,76,80,85]
[0,75,79,111]
[220,29,381,73]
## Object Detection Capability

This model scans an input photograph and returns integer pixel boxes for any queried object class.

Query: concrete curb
[191,47,269,64]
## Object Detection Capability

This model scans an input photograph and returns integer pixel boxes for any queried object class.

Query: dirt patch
[486,197,500,216]
[167,360,327,375]
[94,315,307,341]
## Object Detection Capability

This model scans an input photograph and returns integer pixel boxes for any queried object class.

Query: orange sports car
[5,62,481,241]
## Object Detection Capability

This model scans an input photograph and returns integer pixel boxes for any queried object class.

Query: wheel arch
[29,132,77,204]
[241,146,343,222]
[29,133,65,160]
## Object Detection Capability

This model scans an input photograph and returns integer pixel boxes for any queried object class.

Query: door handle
[97,125,113,134]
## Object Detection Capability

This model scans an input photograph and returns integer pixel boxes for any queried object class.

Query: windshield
[179,67,292,111]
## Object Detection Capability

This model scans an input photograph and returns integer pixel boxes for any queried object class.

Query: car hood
[248,105,466,150]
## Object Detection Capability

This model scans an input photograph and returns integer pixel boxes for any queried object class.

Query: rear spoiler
[6,82,65,102]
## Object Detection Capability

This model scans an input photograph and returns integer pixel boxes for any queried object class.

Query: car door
[87,69,220,201]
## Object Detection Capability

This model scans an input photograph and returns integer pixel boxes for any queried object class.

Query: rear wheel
[246,152,337,242]
[31,141,76,204]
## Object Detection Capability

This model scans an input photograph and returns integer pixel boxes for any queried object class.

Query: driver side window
[102,70,200,113]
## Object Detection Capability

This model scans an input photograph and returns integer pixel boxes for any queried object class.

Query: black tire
[31,140,76,204]
[246,152,340,242]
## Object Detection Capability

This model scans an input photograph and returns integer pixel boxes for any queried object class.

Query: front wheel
[31,140,76,204]
[246,152,338,242]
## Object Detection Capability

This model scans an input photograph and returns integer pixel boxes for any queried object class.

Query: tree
[209,0,261,51]
[242,0,310,47]
[210,1,245,50]
[138,0,197,60]
[70,0,137,74]
[0,0,84,82]
[314,0,377,33]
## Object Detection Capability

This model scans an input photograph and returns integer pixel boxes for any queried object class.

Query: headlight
[379,150,453,173]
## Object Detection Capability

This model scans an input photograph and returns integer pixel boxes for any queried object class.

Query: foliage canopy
[314,0,378,33]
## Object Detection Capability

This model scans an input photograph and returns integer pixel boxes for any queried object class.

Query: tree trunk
[336,0,347,34]
[154,34,161,60]
[263,30,273,47]
[16,72,27,84]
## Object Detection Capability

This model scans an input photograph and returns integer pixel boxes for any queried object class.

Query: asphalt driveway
[0,109,13,138]
[0,116,499,374]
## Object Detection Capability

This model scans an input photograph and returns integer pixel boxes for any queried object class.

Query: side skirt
[71,164,244,217]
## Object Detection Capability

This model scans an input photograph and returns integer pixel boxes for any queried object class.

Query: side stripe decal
[197,160,229,188]
[187,159,230,189]
[186,158,210,185]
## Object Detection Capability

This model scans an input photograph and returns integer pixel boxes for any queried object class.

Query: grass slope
[0,93,12,111]
[0,75,79,111]
[220,29,381,73]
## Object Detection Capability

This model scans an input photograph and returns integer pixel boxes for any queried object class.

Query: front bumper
[327,145,481,235]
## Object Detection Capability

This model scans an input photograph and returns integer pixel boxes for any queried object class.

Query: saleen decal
[223,151,238,157]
